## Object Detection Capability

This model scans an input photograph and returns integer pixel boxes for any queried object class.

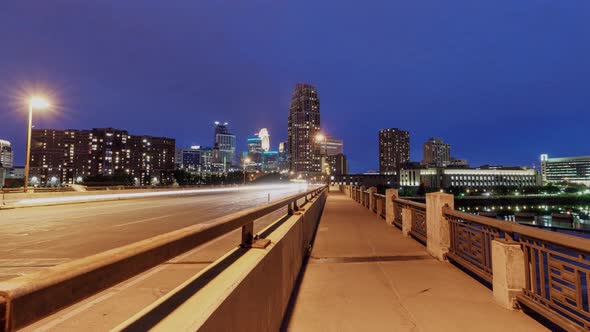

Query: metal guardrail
[443,207,590,331]
[0,186,326,332]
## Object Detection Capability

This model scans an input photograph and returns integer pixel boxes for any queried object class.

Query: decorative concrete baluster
[492,238,525,309]
[426,192,454,261]
[385,189,398,224]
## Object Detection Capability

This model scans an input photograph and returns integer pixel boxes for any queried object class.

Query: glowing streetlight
[24,96,50,192]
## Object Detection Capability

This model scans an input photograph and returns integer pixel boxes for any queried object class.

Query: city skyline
[2,1,590,173]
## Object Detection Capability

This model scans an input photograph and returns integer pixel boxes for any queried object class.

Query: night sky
[1,1,589,173]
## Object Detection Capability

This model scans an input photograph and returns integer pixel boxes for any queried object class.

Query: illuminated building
[328,153,348,176]
[422,138,450,167]
[213,121,236,172]
[258,128,270,152]
[379,128,410,175]
[0,139,13,168]
[262,151,280,172]
[541,154,590,185]
[400,166,541,189]
[319,138,343,156]
[278,141,289,172]
[246,135,263,171]
[176,146,202,171]
[30,128,175,185]
[288,83,321,174]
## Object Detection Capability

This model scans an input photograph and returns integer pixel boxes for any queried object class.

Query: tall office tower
[422,138,451,167]
[379,128,410,175]
[319,138,344,156]
[258,128,270,152]
[0,139,14,168]
[278,141,289,172]
[246,135,263,170]
[288,83,321,174]
[213,121,236,171]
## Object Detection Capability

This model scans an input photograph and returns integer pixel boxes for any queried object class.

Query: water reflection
[457,204,590,233]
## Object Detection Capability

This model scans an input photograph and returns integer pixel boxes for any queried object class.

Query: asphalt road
[0,185,308,281]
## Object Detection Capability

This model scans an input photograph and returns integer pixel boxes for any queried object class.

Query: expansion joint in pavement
[308,254,434,264]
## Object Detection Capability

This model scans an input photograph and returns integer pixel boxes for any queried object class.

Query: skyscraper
[0,139,14,168]
[258,128,270,152]
[422,138,451,167]
[213,121,236,172]
[278,141,289,173]
[288,83,321,174]
[379,128,410,175]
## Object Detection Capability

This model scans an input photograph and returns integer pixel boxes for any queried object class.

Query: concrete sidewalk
[284,191,546,332]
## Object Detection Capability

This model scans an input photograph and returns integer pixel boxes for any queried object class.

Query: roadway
[0,184,308,282]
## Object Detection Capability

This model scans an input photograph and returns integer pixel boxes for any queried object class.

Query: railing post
[491,238,525,310]
[385,189,398,223]
[368,187,377,212]
[402,206,412,237]
[360,186,366,205]
[425,192,454,261]
[241,222,254,247]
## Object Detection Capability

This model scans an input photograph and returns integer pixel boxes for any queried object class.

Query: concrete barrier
[115,188,327,331]
[0,186,325,332]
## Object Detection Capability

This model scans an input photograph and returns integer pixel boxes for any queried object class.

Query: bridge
[0,184,587,331]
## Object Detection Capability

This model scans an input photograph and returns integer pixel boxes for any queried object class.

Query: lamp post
[315,133,329,185]
[24,96,50,192]
[243,157,251,185]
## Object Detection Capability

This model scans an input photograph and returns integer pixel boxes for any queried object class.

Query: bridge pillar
[402,206,412,237]
[360,186,366,206]
[385,189,398,223]
[492,239,525,310]
[425,192,454,261]
[368,187,377,212]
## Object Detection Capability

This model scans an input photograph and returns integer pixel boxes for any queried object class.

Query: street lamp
[315,133,330,185]
[243,157,251,185]
[24,96,50,192]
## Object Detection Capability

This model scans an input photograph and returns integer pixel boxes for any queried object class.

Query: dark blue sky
[1,0,589,173]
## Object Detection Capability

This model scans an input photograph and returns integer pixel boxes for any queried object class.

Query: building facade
[245,135,263,171]
[213,121,236,171]
[319,138,343,156]
[379,128,410,175]
[328,153,348,176]
[288,83,321,174]
[422,138,450,167]
[176,146,202,171]
[331,173,397,187]
[30,128,175,186]
[278,141,289,173]
[262,151,280,173]
[0,139,14,168]
[541,154,590,185]
[400,166,541,190]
